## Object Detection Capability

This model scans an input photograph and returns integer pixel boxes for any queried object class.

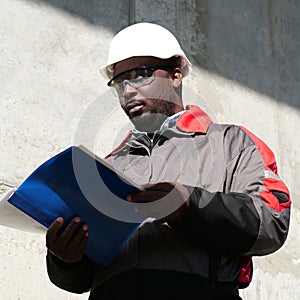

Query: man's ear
[170,68,183,88]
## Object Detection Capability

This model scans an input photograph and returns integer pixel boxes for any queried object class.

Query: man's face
[112,56,183,133]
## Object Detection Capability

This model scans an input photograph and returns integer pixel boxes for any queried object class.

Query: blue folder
[8,146,142,267]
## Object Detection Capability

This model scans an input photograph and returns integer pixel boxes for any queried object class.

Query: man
[46,23,291,299]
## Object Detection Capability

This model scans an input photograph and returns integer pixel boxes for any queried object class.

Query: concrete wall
[0,0,299,299]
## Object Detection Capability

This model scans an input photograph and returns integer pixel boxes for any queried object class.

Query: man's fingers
[72,229,89,258]
[46,217,89,263]
[127,190,168,203]
[46,217,64,248]
[69,224,89,249]
[58,217,82,247]
[126,182,190,221]
[146,182,175,192]
[127,182,178,202]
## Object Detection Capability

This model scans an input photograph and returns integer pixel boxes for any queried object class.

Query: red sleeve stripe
[239,126,291,211]
[260,178,291,211]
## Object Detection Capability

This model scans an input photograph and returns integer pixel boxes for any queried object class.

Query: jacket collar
[132,104,213,135]
[106,105,213,158]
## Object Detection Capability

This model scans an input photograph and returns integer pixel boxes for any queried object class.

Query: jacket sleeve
[182,126,291,257]
[46,251,95,294]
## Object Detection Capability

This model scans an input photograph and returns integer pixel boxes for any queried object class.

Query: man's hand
[127,182,190,222]
[46,216,89,263]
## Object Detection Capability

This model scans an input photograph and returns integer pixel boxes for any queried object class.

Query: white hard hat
[100,22,192,81]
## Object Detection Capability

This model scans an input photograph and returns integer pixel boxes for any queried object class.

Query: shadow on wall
[31,0,299,110]
[30,0,132,27]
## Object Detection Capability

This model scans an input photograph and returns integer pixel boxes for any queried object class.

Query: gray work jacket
[47,105,291,297]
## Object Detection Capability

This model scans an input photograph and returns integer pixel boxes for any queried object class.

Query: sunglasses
[107,65,175,97]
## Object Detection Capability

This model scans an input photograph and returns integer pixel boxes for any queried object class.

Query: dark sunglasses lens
[110,66,152,85]
[108,65,173,96]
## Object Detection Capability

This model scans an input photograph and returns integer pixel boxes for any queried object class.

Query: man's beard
[130,100,177,133]
[131,112,168,133]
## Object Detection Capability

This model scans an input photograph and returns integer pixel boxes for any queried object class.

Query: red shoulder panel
[176,105,213,133]
[239,126,278,174]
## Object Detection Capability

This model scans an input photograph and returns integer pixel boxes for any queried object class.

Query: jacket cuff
[182,185,260,256]
[46,251,94,293]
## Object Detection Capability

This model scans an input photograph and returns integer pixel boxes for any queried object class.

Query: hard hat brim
[99,54,192,81]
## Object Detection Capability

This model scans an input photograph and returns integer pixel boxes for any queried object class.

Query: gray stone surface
[0,0,299,299]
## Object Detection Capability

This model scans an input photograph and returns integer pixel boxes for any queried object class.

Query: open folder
[5,146,146,267]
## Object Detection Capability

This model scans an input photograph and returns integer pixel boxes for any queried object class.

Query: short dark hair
[165,56,182,69]
[164,56,183,96]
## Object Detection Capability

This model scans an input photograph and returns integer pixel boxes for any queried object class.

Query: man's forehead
[113,56,168,77]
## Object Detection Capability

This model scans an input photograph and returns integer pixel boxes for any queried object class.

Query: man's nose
[121,80,138,98]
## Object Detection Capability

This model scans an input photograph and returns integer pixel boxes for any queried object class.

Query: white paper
[0,189,46,234]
